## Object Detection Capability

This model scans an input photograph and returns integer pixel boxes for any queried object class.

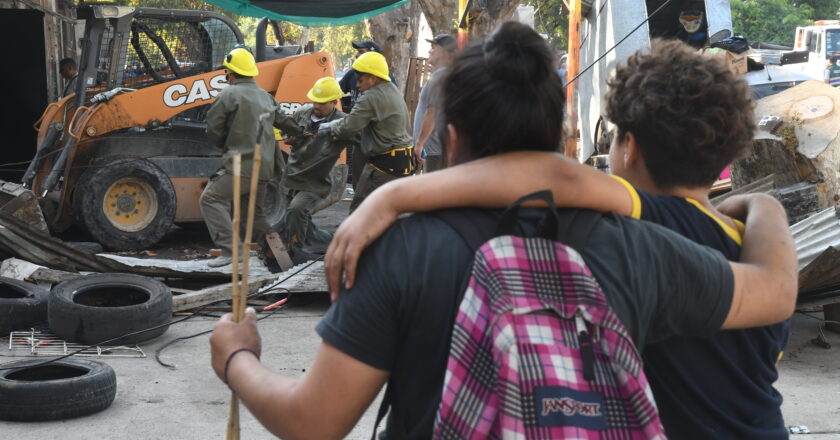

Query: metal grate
[123,15,238,90]
[6,329,145,358]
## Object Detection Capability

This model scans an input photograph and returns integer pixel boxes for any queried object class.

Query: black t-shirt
[316,209,734,439]
[629,187,790,440]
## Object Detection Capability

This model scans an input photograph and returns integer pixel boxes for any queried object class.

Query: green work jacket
[274,104,349,198]
[330,81,413,156]
[206,77,281,180]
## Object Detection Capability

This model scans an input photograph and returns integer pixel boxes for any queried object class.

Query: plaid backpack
[432,191,667,440]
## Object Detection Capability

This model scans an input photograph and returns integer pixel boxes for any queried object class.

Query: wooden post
[565,0,582,159]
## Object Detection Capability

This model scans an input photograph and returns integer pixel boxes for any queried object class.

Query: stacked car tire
[0,273,172,421]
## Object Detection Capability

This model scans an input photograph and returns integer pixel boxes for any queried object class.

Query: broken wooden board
[0,258,83,283]
[171,260,326,312]
[711,174,777,206]
[172,273,279,312]
[271,260,327,293]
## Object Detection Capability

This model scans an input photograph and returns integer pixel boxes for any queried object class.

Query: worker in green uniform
[826,56,840,88]
[273,77,352,263]
[201,47,283,267]
[319,51,415,212]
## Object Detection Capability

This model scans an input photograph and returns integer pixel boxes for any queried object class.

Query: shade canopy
[205,0,410,27]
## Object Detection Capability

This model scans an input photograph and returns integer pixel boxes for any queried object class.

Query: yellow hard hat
[306,77,343,103]
[352,52,390,82]
[223,47,259,77]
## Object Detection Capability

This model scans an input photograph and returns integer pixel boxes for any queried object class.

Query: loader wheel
[75,158,176,251]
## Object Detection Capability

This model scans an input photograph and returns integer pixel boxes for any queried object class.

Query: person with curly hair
[325,39,790,438]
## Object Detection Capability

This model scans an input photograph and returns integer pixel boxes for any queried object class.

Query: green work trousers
[200,172,270,256]
[350,163,401,213]
[284,190,333,253]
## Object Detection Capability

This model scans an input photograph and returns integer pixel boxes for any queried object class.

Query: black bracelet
[224,347,258,385]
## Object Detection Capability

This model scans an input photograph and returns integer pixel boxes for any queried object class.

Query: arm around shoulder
[719,194,797,329]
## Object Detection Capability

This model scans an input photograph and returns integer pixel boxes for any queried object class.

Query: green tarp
[205,0,410,27]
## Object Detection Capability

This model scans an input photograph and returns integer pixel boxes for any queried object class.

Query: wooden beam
[172,273,278,312]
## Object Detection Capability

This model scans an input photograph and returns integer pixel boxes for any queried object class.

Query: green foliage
[731,0,840,45]
[792,0,840,19]
[523,0,569,50]
[310,23,369,70]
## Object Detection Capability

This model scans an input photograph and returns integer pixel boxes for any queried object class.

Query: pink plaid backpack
[432,191,667,440]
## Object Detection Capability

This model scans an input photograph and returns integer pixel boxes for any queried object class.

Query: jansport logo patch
[535,386,607,430]
[541,397,602,416]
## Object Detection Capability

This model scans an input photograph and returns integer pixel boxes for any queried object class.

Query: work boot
[206,256,233,267]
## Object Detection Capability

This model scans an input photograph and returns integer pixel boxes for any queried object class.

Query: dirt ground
[2,197,840,438]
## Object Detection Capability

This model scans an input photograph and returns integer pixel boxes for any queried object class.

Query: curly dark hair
[605,39,755,189]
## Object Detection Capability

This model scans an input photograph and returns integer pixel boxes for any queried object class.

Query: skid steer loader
[7,3,347,251]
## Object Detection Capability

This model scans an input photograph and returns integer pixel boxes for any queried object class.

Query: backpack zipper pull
[576,307,596,381]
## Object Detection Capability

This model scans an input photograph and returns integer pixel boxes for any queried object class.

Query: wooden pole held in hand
[227,153,242,440]
[226,143,262,439]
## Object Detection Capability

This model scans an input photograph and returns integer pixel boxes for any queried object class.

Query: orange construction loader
[12,3,346,250]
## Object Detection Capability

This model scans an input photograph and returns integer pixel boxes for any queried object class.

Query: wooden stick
[227,153,242,440]
[226,143,261,439]
[240,142,262,316]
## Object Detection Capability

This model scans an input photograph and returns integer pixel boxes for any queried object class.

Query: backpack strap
[370,386,392,440]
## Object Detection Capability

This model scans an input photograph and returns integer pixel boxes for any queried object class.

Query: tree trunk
[416,0,458,36]
[468,0,520,38]
[366,1,421,94]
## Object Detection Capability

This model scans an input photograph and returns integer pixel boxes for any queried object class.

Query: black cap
[426,34,457,52]
[352,40,383,53]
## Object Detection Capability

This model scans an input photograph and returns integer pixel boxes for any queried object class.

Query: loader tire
[48,273,172,345]
[0,358,116,421]
[0,277,48,335]
[75,158,176,251]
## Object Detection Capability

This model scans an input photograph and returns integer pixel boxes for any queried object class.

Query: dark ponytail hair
[442,21,565,164]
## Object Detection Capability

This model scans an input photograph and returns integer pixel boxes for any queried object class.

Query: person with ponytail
[210,23,795,439]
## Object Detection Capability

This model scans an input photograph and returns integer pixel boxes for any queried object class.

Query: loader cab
[73,4,243,105]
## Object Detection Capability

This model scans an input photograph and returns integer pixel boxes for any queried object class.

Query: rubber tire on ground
[0,277,48,335]
[48,273,172,345]
[74,157,177,251]
[0,358,116,421]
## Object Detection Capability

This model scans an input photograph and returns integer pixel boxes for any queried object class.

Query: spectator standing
[413,34,457,172]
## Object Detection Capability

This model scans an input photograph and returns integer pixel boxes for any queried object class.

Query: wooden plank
[272,261,327,293]
[172,273,279,312]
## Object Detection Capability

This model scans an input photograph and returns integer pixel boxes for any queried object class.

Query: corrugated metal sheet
[791,207,840,295]
[792,207,840,270]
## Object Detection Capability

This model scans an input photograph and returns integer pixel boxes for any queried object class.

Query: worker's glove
[316,120,336,136]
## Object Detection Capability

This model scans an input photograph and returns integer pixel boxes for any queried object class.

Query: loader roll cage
[74,6,242,104]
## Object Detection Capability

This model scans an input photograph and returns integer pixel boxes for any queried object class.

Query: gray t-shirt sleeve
[583,216,734,349]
